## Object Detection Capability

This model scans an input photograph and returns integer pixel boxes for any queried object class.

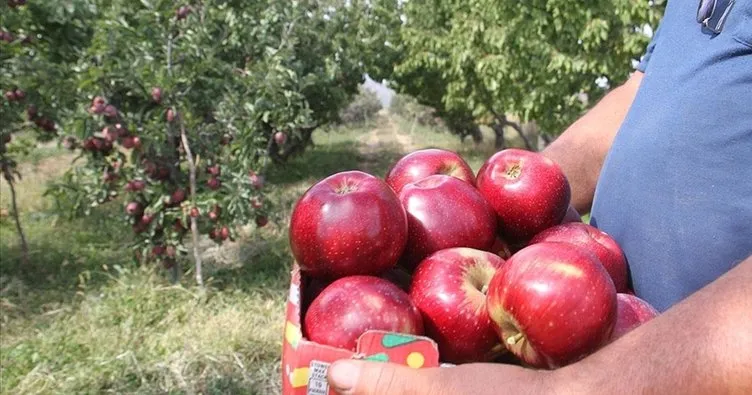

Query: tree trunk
[491,123,505,150]
[500,116,533,151]
[178,116,203,287]
[2,172,29,265]
[470,125,483,143]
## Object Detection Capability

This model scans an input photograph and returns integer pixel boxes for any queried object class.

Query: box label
[306,360,330,395]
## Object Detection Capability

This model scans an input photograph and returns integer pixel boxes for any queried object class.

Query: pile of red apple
[289,148,659,369]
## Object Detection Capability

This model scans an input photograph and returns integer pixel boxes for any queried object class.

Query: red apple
[289,170,408,280]
[121,136,141,149]
[207,177,221,190]
[90,96,106,114]
[250,196,263,209]
[166,108,176,122]
[125,179,146,192]
[219,226,230,240]
[255,216,268,227]
[151,245,166,257]
[274,131,288,145]
[190,207,200,218]
[208,210,219,222]
[385,148,476,194]
[529,223,629,293]
[151,87,162,104]
[82,137,97,152]
[249,171,264,189]
[561,205,582,223]
[103,104,118,119]
[609,293,659,342]
[102,126,118,142]
[304,275,424,351]
[176,5,192,20]
[410,247,507,363]
[13,89,24,100]
[125,201,143,216]
[397,174,497,270]
[114,123,128,136]
[486,241,617,369]
[206,164,221,176]
[476,148,571,243]
[140,214,154,225]
[170,188,186,205]
[4,91,15,102]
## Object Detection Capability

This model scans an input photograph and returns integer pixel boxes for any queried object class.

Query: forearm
[542,72,644,214]
[557,255,752,395]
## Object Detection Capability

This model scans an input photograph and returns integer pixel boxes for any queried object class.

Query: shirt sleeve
[636,22,663,73]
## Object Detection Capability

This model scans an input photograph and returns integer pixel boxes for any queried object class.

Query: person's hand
[326,359,561,395]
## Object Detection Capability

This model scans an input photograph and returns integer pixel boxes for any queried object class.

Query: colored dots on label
[381,333,417,348]
[365,353,390,362]
[406,352,425,368]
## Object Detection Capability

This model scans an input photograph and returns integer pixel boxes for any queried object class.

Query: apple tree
[385,0,665,147]
[1,0,97,264]
[43,0,386,284]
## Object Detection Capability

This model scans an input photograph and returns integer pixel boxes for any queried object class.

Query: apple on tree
[397,174,497,270]
[289,170,408,280]
[385,148,476,194]
[304,275,424,351]
[409,247,507,363]
[529,222,629,293]
[486,241,617,369]
[274,131,288,145]
[151,87,162,104]
[477,148,571,243]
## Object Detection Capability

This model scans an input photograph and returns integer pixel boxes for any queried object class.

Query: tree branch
[499,115,533,151]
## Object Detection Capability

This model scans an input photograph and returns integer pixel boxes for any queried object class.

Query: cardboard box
[280,264,441,395]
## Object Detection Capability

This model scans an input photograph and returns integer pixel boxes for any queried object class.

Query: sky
[362,74,395,108]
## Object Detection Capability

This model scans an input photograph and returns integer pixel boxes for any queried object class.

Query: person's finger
[327,359,445,395]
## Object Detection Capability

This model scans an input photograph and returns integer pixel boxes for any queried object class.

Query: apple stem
[506,163,522,179]
[480,284,489,295]
[506,332,524,345]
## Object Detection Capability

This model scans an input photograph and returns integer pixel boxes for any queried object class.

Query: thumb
[327,359,442,395]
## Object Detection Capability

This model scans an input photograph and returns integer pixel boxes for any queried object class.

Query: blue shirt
[591,0,752,312]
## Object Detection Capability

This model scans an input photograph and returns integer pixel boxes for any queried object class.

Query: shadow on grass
[266,139,407,186]
[266,141,364,186]
[207,234,293,294]
[0,206,136,316]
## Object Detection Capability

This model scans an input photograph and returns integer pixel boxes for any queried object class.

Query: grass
[0,113,525,394]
